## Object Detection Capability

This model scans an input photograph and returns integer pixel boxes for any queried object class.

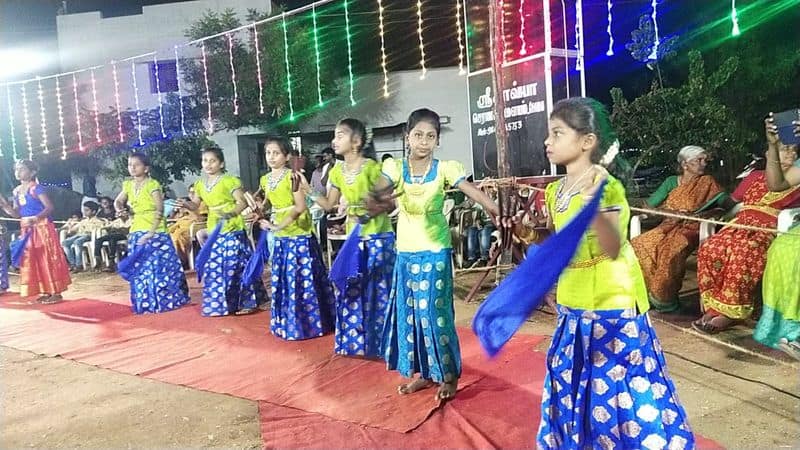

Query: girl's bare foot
[397,377,434,395]
[40,294,62,304]
[436,379,458,401]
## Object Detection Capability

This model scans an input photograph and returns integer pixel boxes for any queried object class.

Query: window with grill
[149,60,178,93]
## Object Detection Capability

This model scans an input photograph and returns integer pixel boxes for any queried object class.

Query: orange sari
[15,182,71,297]
[631,175,723,310]
[19,219,72,297]
[697,171,800,319]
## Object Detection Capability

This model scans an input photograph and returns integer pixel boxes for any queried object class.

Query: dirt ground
[1,271,799,449]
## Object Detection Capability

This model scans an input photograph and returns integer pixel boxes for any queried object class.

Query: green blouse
[193,174,245,234]
[123,178,166,233]
[328,159,393,237]
[545,175,649,312]
[382,158,465,253]
[260,170,312,238]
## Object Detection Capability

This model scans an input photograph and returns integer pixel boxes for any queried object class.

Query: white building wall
[57,0,273,196]
[299,67,474,173]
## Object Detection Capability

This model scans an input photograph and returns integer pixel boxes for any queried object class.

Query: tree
[610,51,743,191]
[181,8,341,132]
[43,93,210,190]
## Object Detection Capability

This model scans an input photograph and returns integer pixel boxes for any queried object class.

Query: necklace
[132,177,149,198]
[408,157,432,184]
[268,168,288,191]
[554,166,594,213]
[343,158,365,185]
[204,173,223,192]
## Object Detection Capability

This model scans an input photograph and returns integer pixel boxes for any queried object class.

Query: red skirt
[19,220,71,297]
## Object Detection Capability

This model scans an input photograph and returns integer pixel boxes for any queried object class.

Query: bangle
[768,160,782,165]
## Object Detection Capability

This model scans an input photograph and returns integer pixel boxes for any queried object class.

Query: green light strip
[281,12,295,120]
[343,0,356,105]
[312,4,323,106]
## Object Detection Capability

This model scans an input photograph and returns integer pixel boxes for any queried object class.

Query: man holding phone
[764,111,800,192]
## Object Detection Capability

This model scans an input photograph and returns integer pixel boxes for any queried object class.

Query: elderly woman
[754,117,800,358]
[694,130,800,334]
[631,145,727,312]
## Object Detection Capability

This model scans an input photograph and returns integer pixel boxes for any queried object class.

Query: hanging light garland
[151,55,167,139]
[500,0,508,63]
[456,0,466,74]
[648,0,660,61]
[20,84,33,159]
[377,0,389,97]
[252,24,265,113]
[72,73,84,151]
[111,62,124,143]
[416,0,427,79]
[90,69,102,143]
[343,1,356,103]
[36,78,49,154]
[606,0,614,56]
[130,61,144,146]
[54,77,67,158]
[730,0,741,36]
[575,0,584,71]
[227,33,240,116]
[312,3,324,105]
[173,46,187,136]
[6,86,18,161]
[517,0,527,56]
[201,43,214,133]
[281,12,296,119]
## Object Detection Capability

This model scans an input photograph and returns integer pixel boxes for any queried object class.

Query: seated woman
[694,136,800,334]
[754,116,800,358]
[631,146,727,312]
[168,196,207,269]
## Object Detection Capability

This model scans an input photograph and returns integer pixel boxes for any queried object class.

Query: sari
[168,203,207,269]
[697,171,800,320]
[14,182,71,297]
[631,175,724,311]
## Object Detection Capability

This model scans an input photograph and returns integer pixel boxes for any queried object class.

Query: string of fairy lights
[0,0,747,161]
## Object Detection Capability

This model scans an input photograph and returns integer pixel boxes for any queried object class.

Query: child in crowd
[535,97,693,448]
[114,152,190,314]
[0,160,71,303]
[61,201,106,271]
[372,108,499,400]
[93,208,132,272]
[311,118,395,357]
[181,147,268,316]
[260,136,335,340]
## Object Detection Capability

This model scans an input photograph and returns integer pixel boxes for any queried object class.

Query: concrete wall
[298,67,474,173]
[57,0,273,196]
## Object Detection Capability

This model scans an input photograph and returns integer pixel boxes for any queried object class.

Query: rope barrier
[630,207,800,237]
[444,176,800,237]
[0,217,69,225]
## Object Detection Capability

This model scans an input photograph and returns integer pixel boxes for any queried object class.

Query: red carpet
[0,294,723,449]
[258,335,724,450]
[0,295,480,432]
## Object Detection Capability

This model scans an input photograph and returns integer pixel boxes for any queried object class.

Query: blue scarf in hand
[329,224,362,294]
[473,180,608,357]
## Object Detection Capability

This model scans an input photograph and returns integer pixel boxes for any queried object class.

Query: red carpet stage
[0,295,722,449]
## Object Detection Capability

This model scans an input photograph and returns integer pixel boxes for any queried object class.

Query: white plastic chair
[777,207,800,232]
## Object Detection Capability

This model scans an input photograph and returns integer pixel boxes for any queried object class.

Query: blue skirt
[200,231,268,317]
[270,234,335,340]
[334,232,396,357]
[0,232,8,291]
[383,249,460,383]
[537,306,694,450]
[128,231,190,314]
